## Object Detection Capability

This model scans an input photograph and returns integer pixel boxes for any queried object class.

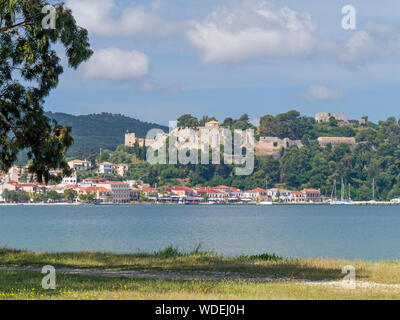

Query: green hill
[45,112,168,156]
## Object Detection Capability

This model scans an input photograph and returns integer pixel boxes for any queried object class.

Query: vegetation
[1,248,400,299]
[2,187,76,203]
[259,110,314,140]
[177,113,254,131]
[0,0,92,183]
[2,270,400,300]
[84,110,400,201]
[78,193,96,203]
[1,189,30,203]
[46,112,168,156]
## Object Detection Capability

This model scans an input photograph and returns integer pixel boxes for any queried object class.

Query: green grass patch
[1,247,400,285]
[1,270,400,300]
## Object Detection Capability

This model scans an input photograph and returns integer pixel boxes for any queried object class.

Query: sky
[44,0,400,125]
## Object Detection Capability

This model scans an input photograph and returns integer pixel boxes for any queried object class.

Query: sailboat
[329,177,351,205]
[258,180,273,205]
[369,178,379,203]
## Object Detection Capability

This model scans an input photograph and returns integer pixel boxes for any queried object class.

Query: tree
[63,188,77,202]
[222,117,233,128]
[259,110,314,140]
[0,1,92,183]
[199,115,217,127]
[177,114,199,128]
[47,190,62,202]
[1,189,29,202]
[79,193,95,203]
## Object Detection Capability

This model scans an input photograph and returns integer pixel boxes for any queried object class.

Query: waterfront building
[141,187,159,200]
[97,182,130,203]
[244,188,268,201]
[214,185,232,197]
[230,188,244,199]
[266,188,292,202]
[78,186,111,202]
[166,187,194,197]
[206,188,224,201]
[302,188,322,203]
[290,191,306,203]
[129,187,141,201]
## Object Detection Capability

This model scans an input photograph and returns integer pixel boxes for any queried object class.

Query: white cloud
[339,23,400,69]
[66,0,114,36]
[84,48,150,80]
[66,0,179,37]
[186,1,317,64]
[304,85,344,101]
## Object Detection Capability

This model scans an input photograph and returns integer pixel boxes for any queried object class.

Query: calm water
[0,204,400,261]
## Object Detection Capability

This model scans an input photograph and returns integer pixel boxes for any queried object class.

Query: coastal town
[0,160,324,204]
[0,160,393,205]
[1,111,400,205]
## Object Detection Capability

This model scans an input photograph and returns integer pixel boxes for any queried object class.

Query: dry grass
[1,247,400,284]
[1,270,400,300]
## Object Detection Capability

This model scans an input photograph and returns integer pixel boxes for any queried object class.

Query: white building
[68,160,91,171]
[114,164,128,176]
[62,173,77,186]
[99,162,114,174]
[97,182,130,203]
[266,188,291,202]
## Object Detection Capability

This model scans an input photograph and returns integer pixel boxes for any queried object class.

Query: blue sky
[45,0,400,125]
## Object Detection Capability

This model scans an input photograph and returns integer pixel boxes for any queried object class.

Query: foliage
[177,114,199,128]
[259,110,314,140]
[63,188,77,202]
[1,189,29,202]
[46,112,168,156]
[0,0,92,183]
[92,110,400,201]
[79,193,95,203]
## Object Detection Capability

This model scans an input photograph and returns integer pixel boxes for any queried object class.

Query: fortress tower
[125,132,136,147]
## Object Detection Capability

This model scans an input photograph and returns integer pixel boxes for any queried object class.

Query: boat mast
[331,179,336,200]
[372,178,375,200]
[348,183,351,200]
[341,177,344,201]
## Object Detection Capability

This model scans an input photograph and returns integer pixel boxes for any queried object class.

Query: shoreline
[0,202,399,206]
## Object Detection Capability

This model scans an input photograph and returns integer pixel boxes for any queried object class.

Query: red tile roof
[142,187,158,193]
[166,187,192,191]
[81,186,109,192]
[252,188,267,192]
[290,191,304,195]
[207,189,222,194]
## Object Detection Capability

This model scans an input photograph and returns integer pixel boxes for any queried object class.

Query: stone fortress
[125,112,362,159]
[125,120,301,159]
[315,112,366,126]
[315,112,345,123]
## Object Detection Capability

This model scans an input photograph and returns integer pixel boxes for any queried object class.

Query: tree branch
[0,21,27,32]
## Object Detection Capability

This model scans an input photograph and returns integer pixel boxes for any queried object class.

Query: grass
[1,270,400,300]
[1,247,400,299]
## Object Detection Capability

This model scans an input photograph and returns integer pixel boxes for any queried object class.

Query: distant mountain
[45,112,168,156]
